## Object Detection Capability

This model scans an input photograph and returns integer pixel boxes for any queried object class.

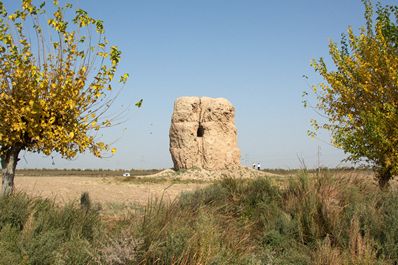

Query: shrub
[1,173,398,264]
[0,193,101,264]
[134,174,398,264]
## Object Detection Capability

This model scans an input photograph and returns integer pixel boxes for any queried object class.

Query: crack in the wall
[170,96,240,170]
[197,97,205,168]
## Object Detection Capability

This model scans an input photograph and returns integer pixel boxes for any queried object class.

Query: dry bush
[2,173,398,264]
[312,235,343,265]
[346,217,379,265]
[93,231,140,265]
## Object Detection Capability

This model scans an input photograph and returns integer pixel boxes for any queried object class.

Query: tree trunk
[1,147,21,196]
[377,167,393,190]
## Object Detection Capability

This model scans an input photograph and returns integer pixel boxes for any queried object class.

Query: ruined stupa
[169,96,240,170]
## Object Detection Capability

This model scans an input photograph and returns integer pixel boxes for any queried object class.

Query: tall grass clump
[1,172,398,264]
[133,173,398,264]
[135,177,307,264]
[0,193,103,265]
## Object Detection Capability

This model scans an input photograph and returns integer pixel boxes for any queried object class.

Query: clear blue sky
[15,0,396,170]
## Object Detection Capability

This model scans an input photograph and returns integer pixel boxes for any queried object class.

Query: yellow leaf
[111,147,116,154]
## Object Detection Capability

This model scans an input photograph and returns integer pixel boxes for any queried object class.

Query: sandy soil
[13,167,281,211]
[15,176,208,207]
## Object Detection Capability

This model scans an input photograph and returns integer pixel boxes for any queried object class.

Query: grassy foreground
[0,173,397,264]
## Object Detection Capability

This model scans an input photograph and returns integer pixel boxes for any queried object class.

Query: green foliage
[1,175,398,264]
[0,193,101,265]
[134,175,398,264]
[0,192,30,230]
[306,0,398,187]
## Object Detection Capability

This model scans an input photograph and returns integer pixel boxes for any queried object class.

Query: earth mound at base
[137,167,281,181]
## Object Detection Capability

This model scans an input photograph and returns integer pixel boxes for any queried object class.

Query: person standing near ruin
[252,163,256,169]
[257,163,261,170]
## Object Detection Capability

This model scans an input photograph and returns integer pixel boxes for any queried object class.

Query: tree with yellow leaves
[0,0,129,195]
[307,0,398,188]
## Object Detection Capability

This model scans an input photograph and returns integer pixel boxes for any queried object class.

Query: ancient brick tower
[169,96,240,170]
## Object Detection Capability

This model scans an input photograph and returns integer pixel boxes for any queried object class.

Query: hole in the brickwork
[197,124,204,137]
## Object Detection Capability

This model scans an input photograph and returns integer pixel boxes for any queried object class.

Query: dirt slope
[15,176,207,206]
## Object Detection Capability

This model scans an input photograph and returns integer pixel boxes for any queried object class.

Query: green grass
[1,173,397,264]
[0,193,102,264]
[16,168,162,177]
[260,166,374,176]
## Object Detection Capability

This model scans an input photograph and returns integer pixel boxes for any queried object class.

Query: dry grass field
[15,176,206,206]
[13,167,286,213]
[3,167,398,264]
[14,169,210,213]
[14,167,385,212]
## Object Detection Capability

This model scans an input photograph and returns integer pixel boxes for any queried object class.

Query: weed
[1,172,398,264]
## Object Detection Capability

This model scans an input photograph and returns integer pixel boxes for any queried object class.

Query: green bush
[0,193,101,265]
[1,174,398,264]
[135,174,398,264]
[0,192,31,231]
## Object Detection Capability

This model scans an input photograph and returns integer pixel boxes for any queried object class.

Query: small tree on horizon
[0,0,129,195]
[306,0,398,188]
